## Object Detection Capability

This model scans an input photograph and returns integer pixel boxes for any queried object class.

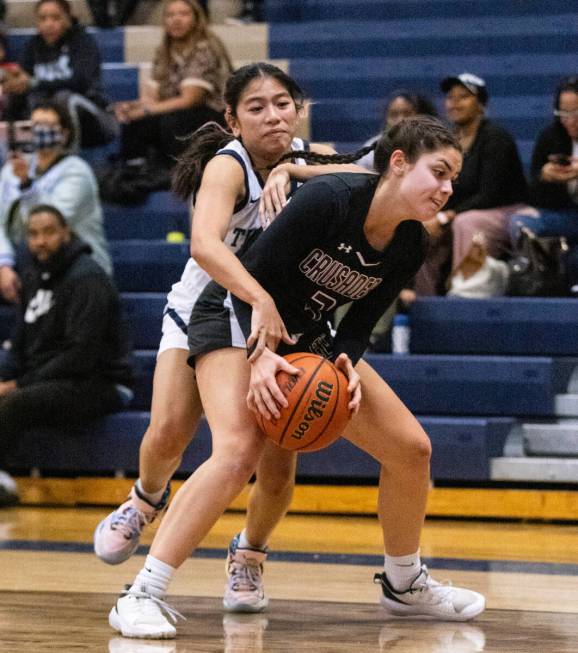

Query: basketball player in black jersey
[109,116,486,639]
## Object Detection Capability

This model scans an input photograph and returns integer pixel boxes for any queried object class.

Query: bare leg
[150,348,267,568]
[244,442,297,548]
[343,360,431,555]
[138,348,203,495]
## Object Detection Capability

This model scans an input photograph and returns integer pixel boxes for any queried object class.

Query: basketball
[256,352,351,452]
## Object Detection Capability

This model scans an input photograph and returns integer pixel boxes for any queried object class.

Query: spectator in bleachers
[0,100,111,303]
[86,0,140,28]
[226,0,264,24]
[114,0,233,170]
[414,73,528,296]
[2,0,118,149]
[0,204,132,507]
[357,90,437,172]
[509,76,578,245]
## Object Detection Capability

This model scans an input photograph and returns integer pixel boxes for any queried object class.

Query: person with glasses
[509,76,578,246]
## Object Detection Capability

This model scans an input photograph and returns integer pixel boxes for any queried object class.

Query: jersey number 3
[304,291,337,321]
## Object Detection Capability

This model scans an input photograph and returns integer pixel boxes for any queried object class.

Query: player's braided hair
[172,63,306,200]
[273,115,461,172]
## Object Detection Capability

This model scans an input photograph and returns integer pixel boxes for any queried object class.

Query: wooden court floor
[1,506,578,652]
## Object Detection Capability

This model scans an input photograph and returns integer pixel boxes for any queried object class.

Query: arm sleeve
[0,201,18,267]
[0,309,24,380]
[22,168,93,226]
[450,132,521,213]
[20,40,35,75]
[232,178,341,340]
[17,275,112,386]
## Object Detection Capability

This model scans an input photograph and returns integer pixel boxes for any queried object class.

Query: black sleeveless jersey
[231,173,429,365]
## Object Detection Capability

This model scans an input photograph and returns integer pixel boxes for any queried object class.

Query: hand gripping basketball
[255,352,351,452]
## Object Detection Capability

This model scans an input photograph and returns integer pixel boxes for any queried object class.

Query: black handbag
[506,226,569,297]
[97,158,171,205]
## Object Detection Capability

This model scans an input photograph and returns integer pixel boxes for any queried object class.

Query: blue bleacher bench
[6,411,515,482]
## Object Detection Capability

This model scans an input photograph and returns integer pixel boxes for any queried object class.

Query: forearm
[191,239,270,307]
[149,88,207,114]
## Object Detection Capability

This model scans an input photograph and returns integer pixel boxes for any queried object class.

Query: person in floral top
[114,0,232,167]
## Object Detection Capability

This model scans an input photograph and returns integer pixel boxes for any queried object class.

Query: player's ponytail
[273,143,376,167]
[272,115,460,173]
[172,122,234,200]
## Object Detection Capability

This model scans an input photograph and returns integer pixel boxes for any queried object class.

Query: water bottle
[391,313,410,355]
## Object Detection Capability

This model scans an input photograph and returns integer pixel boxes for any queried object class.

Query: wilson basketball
[256,352,351,452]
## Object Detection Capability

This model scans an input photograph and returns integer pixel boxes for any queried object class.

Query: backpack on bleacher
[97,158,171,205]
[506,226,569,297]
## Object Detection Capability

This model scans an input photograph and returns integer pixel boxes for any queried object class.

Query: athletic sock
[238,529,264,550]
[135,478,166,507]
[131,554,175,598]
[383,550,421,592]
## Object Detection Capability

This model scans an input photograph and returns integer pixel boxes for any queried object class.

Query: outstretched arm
[259,142,373,222]
[190,155,293,359]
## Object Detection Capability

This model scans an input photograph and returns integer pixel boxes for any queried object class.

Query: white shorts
[158,309,189,356]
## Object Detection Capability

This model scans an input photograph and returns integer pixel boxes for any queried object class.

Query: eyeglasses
[554,109,578,120]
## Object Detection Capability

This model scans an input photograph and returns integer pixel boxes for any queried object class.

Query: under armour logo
[338,243,352,253]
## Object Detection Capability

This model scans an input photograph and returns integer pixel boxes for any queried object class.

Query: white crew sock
[135,478,166,507]
[383,550,422,592]
[237,529,264,550]
[130,554,175,598]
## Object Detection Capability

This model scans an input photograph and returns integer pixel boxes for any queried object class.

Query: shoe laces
[110,505,146,540]
[129,590,185,624]
[410,566,455,605]
[228,555,263,592]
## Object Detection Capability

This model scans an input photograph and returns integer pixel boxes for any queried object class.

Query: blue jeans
[509,207,578,244]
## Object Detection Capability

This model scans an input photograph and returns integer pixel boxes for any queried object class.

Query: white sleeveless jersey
[165,138,308,323]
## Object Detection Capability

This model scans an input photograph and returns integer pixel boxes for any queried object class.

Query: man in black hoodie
[0,204,133,505]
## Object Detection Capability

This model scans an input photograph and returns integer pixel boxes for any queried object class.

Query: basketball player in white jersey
[95,63,365,615]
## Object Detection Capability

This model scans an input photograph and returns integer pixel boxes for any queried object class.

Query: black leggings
[120,105,225,165]
[0,378,123,466]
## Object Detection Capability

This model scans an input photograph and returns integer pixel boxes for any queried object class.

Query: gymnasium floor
[1,506,578,652]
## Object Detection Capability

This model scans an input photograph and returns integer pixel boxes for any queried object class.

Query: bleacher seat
[410,298,578,356]
[265,0,577,22]
[110,240,189,292]
[5,411,514,482]
[7,27,125,64]
[104,192,189,241]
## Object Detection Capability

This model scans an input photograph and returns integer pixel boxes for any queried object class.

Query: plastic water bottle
[391,313,410,354]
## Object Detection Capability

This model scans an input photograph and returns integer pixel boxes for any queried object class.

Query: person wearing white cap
[413,72,529,297]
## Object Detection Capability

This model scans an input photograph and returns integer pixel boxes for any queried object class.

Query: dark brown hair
[35,0,73,17]
[172,62,306,199]
[272,115,461,174]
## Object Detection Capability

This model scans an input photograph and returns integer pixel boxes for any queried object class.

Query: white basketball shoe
[374,566,486,621]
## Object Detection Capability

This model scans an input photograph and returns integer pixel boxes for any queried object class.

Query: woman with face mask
[0,101,111,303]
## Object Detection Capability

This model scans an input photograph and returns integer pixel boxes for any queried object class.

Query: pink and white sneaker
[94,484,170,565]
[223,534,269,613]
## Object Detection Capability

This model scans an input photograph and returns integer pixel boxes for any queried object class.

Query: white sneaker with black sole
[374,565,486,621]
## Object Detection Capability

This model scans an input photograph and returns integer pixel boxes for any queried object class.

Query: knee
[389,432,432,471]
[452,210,486,234]
[218,445,264,487]
[144,416,195,460]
